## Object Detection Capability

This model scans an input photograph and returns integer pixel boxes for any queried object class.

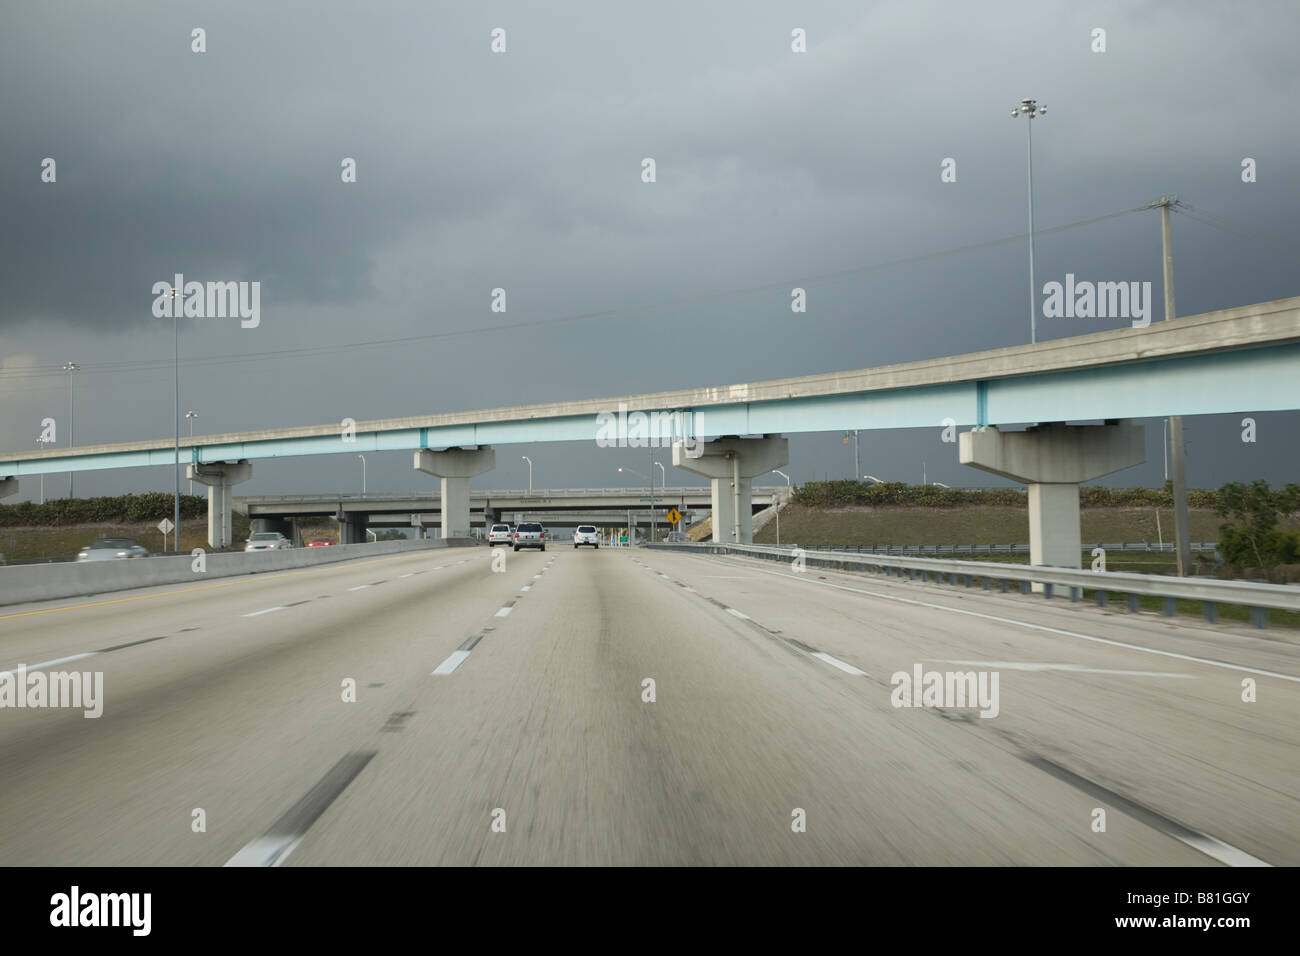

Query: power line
[0,203,1150,383]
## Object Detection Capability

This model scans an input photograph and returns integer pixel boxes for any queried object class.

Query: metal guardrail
[806,542,1219,555]
[647,542,1299,627]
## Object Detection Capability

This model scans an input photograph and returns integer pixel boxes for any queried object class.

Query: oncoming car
[573,525,599,548]
[77,538,149,561]
[488,524,513,547]
[245,532,293,552]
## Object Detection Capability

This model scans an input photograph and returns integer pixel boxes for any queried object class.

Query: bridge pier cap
[414,446,495,539]
[186,460,253,549]
[672,435,788,544]
[959,421,1145,574]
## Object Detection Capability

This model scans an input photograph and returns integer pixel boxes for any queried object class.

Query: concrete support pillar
[341,517,367,544]
[0,477,17,500]
[186,460,252,549]
[672,435,788,544]
[960,421,1144,578]
[414,446,495,540]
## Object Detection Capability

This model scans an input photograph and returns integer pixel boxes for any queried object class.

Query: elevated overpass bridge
[235,487,787,540]
[3,295,1298,567]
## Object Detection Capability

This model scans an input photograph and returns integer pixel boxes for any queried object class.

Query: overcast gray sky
[1,0,1296,499]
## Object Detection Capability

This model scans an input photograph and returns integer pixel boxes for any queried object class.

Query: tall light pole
[185,411,198,494]
[521,455,532,494]
[863,474,884,484]
[357,454,366,495]
[1149,195,1191,576]
[36,436,52,504]
[1012,98,1046,344]
[165,286,181,549]
[62,362,78,498]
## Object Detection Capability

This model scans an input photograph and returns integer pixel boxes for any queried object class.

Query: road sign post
[158,517,175,552]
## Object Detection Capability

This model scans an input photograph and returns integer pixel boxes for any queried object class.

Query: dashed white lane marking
[243,606,288,617]
[224,751,375,867]
[682,587,697,593]
[811,652,870,677]
[1,652,98,678]
[521,585,532,592]
[224,835,304,868]
[432,650,472,675]
[347,585,371,592]
[400,573,414,579]
[495,606,513,617]
[740,565,1300,684]
[533,575,542,579]
[938,660,1194,678]
[1174,833,1272,868]
[725,608,751,620]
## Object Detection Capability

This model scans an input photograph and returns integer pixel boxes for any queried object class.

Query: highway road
[0,543,1296,865]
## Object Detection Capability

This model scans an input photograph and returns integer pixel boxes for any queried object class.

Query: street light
[357,454,366,495]
[185,411,198,494]
[36,435,52,504]
[930,481,950,489]
[1012,98,1046,344]
[163,286,182,547]
[863,474,885,484]
[521,455,532,494]
[62,362,78,498]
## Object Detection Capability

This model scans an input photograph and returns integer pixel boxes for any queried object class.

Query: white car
[77,538,149,561]
[488,523,513,547]
[245,532,293,552]
[573,525,599,548]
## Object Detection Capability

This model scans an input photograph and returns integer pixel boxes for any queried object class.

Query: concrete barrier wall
[0,538,479,607]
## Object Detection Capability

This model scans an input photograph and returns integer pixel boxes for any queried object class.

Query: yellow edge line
[0,549,472,622]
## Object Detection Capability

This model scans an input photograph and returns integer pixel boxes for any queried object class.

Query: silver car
[245,532,293,552]
[77,538,149,561]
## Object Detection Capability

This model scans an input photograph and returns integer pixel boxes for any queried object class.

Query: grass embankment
[753,503,1227,548]
[0,513,251,562]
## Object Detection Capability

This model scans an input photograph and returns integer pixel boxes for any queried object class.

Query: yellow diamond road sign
[666,508,681,525]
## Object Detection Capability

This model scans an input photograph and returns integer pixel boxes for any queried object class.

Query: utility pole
[62,362,78,498]
[1151,196,1192,576]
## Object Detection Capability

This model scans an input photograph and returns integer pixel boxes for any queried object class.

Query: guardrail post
[1019,580,1029,595]
[1043,582,1054,600]
[1162,597,1177,617]
[1127,593,1140,613]
[1069,586,1081,603]
[982,576,990,590]
[1203,601,1218,623]
[1251,606,1268,629]
[1096,590,1108,607]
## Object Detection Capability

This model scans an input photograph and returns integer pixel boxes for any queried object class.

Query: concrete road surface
[0,544,1295,865]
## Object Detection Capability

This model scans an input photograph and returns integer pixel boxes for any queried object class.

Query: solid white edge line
[495,606,513,617]
[242,606,288,617]
[724,608,750,620]
[432,650,472,675]
[811,651,870,677]
[347,585,371,591]
[739,564,1300,684]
